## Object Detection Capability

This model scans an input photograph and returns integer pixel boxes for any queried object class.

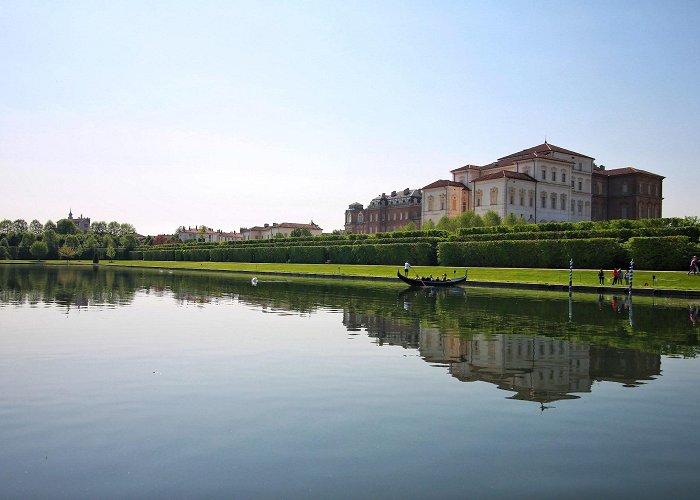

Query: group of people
[598,268,630,286]
[419,273,449,282]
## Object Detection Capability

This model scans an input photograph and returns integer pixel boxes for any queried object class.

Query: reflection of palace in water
[344,311,660,404]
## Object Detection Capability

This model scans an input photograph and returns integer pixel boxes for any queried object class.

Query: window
[622,182,628,194]
[519,189,525,206]
[439,194,445,210]
[577,200,583,215]
[578,179,582,191]
[509,188,515,205]
[541,192,547,209]
[550,193,557,209]
[529,190,534,207]
[578,162,582,170]
[551,169,556,182]
[451,195,457,211]
[476,190,482,207]
[489,187,498,205]
[562,172,566,183]
[541,168,546,180]
[427,196,434,211]
[560,195,566,211]
[571,199,575,212]
[621,205,628,219]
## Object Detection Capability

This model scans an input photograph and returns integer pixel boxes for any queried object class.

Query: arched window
[541,191,547,208]
[476,190,482,207]
[439,193,446,210]
[451,195,457,211]
[550,192,557,209]
[560,194,567,211]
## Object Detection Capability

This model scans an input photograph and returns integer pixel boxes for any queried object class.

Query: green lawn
[15,259,699,290]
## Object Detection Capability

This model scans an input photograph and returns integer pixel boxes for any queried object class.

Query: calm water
[1,265,699,499]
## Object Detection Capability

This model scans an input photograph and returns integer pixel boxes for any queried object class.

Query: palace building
[344,142,664,234]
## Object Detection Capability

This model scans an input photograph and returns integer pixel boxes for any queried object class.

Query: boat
[397,270,467,287]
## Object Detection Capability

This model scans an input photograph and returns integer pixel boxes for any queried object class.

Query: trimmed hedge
[624,236,691,271]
[438,238,626,269]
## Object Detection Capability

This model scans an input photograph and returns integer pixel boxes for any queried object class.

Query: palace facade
[345,142,664,234]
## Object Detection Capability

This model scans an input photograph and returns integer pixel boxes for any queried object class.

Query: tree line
[0,218,138,261]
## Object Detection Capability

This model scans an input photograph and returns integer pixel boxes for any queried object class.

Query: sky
[1,0,699,236]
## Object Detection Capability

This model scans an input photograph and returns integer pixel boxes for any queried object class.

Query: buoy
[251,277,258,286]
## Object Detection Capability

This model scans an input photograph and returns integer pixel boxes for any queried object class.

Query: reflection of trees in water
[0,265,140,310]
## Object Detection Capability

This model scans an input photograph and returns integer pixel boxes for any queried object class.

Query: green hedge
[438,238,626,269]
[625,236,691,271]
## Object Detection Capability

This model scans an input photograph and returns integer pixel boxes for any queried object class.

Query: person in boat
[429,274,434,281]
[404,261,411,276]
[442,273,447,281]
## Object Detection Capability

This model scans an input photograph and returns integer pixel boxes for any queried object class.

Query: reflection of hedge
[438,239,626,269]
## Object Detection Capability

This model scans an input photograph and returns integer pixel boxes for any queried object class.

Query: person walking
[689,256,699,275]
[404,261,411,276]
[611,268,618,286]
[598,269,605,285]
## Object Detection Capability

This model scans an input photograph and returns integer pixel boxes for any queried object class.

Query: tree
[482,210,502,227]
[42,230,58,258]
[401,221,417,231]
[29,219,43,235]
[29,240,48,260]
[90,221,107,235]
[43,220,57,232]
[18,233,36,257]
[56,218,79,235]
[457,211,483,228]
[0,237,10,259]
[58,244,80,260]
[82,233,99,253]
[106,244,116,262]
[119,223,136,236]
[58,234,82,260]
[422,219,436,230]
[120,234,139,251]
[0,219,12,235]
[436,216,458,232]
[290,228,312,237]
[198,225,208,242]
[107,221,121,237]
[504,213,519,226]
[13,219,28,233]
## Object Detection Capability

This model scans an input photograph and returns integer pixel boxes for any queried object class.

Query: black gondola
[397,270,466,287]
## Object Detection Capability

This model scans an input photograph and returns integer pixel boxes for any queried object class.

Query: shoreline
[5,261,700,299]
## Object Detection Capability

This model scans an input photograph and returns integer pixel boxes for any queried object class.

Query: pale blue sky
[1,0,698,235]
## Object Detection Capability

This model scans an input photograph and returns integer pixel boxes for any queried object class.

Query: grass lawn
[14,259,699,291]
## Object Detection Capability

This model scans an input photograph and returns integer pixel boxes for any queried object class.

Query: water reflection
[1,264,697,407]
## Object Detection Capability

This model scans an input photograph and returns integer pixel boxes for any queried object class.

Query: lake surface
[1,264,699,499]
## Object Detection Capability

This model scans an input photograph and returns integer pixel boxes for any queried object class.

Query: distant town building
[67,209,90,233]
[344,188,422,234]
[239,221,323,240]
[591,166,664,221]
[176,226,243,243]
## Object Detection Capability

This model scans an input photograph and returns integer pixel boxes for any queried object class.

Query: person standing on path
[689,256,699,275]
[404,261,411,276]
[598,269,605,285]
